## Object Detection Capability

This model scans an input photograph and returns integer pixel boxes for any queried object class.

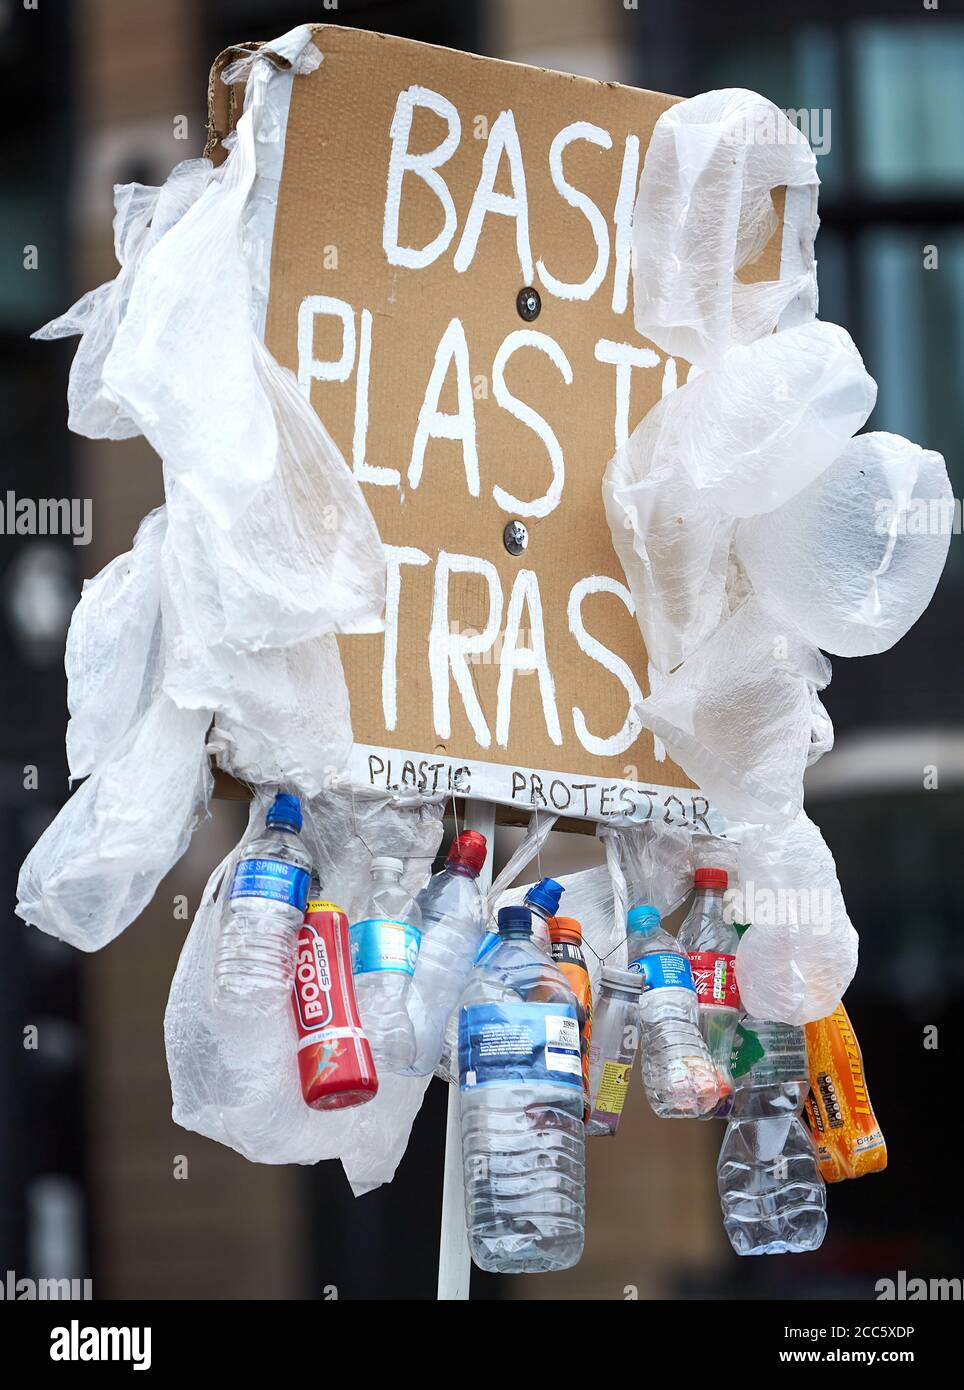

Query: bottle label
[628,951,695,993]
[350,918,421,977]
[230,856,309,910]
[688,951,740,1009]
[458,1002,582,1091]
[473,931,498,965]
[590,1059,633,1133]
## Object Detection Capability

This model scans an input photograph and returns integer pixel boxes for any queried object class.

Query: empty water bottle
[627,904,719,1119]
[405,830,487,1076]
[474,875,565,966]
[587,966,643,1136]
[678,867,741,1117]
[349,856,422,1073]
[459,905,585,1274]
[215,792,311,1013]
[717,1018,828,1255]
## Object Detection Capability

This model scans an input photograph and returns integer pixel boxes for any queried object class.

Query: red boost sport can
[292,898,378,1110]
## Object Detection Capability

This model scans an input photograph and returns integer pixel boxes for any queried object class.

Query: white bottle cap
[371,855,404,874]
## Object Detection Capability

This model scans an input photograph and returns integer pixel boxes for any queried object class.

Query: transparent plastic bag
[604,321,875,671]
[599,819,696,919]
[101,59,386,650]
[737,432,953,656]
[636,597,831,824]
[65,506,165,780]
[734,813,859,1025]
[160,507,353,797]
[641,322,876,521]
[32,160,213,440]
[165,790,443,1186]
[603,420,735,674]
[16,694,212,951]
[632,89,818,368]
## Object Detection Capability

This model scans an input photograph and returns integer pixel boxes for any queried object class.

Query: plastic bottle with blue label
[215,792,312,1014]
[350,856,422,1073]
[717,1018,827,1255]
[458,904,585,1274]
[438,876,566,1083]
[627,904,720,1119]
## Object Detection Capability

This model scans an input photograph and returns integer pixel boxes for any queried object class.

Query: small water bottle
[458,905,585,1274]
[717,1018,828,1255]
[349,856,422,1073]
[586,966,643,1136]
[627,904,720,1119]
[215,792,311,1014]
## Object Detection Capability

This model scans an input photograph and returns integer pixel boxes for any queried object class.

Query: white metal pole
[436,797,497,1301]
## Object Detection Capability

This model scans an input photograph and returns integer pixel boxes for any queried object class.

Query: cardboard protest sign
[212,25,788,826]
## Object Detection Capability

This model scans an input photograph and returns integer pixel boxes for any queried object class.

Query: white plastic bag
[636,597,831,824]
[603,426,735,674]
[32,160,213,440]
[166,791,443,1187]
[737,432,953,656]
[734,813,859,1025]
[160,504,353,797]
[16,694,212,951]
[101,55,386,650]
[604,321,875,672]
[65,507,166,780]
[632,89,818,368]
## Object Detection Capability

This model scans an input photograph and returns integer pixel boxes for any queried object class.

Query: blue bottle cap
[627,903,661,933]
[266,792,303,832]
[497,905,533,936]
[524,876,564,917]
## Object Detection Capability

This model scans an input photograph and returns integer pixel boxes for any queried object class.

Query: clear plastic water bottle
[586,966,643,1136]
[215,792,311,1013]
[458,905,585,1274]
[717,1018,828,1255]
[627,904,720,1119]
[474,875,565,967]
[443,875,567,1080]
[405,831,487,1077]
[349,856,422,1073]
[678,867,741,1117]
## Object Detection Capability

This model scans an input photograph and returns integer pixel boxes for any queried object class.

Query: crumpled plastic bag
[32,159,214,440]
[603,427,735,674]
[737,432,953,656]
[603,321,875,671]
[632,88,819,369]
[159,501,352,796]
[165,790,444,1189]
[734,813,858,1025]
[636,596,831,824]
[100,51,386,650]
[599,818,696,918]
[16,694,212,951]
[65,507,165,780]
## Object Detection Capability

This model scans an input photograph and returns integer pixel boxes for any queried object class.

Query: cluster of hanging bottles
[213,794,884,1275]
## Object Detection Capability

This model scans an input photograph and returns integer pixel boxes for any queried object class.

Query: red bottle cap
[447,830,487,875]
[695,867,728,889]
